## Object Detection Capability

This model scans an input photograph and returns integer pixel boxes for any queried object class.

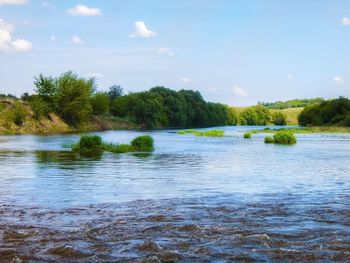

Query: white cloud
[0,0,26,5]
[71,35,83,45]
[67,4,102,16]
[341,17,350,26]
[286,73,293,80]
[0,19,32,52]
[180,77,191,83]
[334,76,344,86]
[232,86,247,97]
[50,35,56,41]
[12,39,32,51]
[85,72,104,79]
[156,47,174,56]
[0,19,14,32]
[129,21,156,38]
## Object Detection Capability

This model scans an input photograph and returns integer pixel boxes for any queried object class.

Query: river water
[0,126,349,262]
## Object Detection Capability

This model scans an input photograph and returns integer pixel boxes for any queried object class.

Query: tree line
[298,97,350,126]
[22,71,238,129]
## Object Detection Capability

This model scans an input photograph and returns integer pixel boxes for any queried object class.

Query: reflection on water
[0,127,350,261]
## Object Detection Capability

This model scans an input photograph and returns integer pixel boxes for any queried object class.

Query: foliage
[273,131,297,145]
[72,135,154,154]
[92,92,110,115]
[55,71,95,125]
[177,129,225,137]
[272,111,287,126]
[244,132,252,139]
[264,136,275,144]
[240,105,271,125]
[131,135,154,152]
[248,126,350,134]
[298,97,350,127]
[34,73,56,110]
[30,96,49,120]
[9,102,28,126]
[108,85,123,101]
[259,98,324,109]
[73,135,103,153]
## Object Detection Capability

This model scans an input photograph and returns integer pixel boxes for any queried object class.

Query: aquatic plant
[131,135,154,152]
[177,129,224,137]
[73,135,103,153]
[264,136,275,144]
[273,131,297,145]
[244,132,252,139]
[72,135,154,154]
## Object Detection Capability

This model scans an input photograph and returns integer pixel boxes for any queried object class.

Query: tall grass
[177,129,224,137]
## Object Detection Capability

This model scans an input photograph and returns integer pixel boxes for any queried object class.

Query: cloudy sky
[0,0,349,106]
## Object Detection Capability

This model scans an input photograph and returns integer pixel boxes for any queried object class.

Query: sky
[0,0,349,106]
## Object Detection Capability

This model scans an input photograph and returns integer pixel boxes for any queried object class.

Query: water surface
[0,126,350,262]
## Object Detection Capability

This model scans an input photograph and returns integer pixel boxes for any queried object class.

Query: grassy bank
[248,126,350,134]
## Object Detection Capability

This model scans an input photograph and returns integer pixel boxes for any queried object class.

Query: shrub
[264,136,275,144]
[131,135,154,152]
[10,102,28,126]
[244,132,252,139]
[272,112,287,126]
[273,131,297,145]
[74,135,103,152]
[30,96,49,120]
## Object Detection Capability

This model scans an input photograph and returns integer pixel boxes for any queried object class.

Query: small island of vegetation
[264,131,297,145]
[177,129,225,137]
[72,135,154,154]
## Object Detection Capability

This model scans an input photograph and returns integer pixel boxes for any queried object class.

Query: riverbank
[248,126,350,134]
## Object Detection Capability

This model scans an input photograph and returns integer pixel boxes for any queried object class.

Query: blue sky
[0,0,349,106]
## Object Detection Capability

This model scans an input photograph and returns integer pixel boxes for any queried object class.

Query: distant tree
[108,85,123,101]
[298,97,350,126]
[34,74,56,110]
[91,92,110,115]
[240,105,271,125]
[21,92,30,101]
[272,111,287,126]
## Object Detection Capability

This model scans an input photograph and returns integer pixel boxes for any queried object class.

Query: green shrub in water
[131,135,154,152]
[104,143,135,153]
[264,136,275,144]
[74,135,103,152]
[177,129,224,137]
[244,132,252,139]
[273,131,297,145]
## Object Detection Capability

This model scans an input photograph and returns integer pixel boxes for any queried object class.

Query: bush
[30,96,49,120]
[272,112,287,126]
[273,131,297,145]
[244,132,252,139]
[10,102,28,126]
[74,135,103,152]
[131,135,154,152]
[264,136,275,144]
[104,143,135,153]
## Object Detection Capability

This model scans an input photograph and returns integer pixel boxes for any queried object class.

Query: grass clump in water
[177,129,224,137]
[273,131,297,145]
[72,135,154,154]
[264,136,275,144]
[264,131,296,145]
[244,132,252,139]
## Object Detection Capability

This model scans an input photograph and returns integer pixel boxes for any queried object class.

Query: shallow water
[0,126,350,262]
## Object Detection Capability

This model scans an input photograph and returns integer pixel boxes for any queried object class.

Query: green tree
[91,92,110,115]
[240,105,271,125]
[30,96,49,120]
[34,74,56,110]
[108,85,123,101]
[55,71,95,125]
[272,111,287,126]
